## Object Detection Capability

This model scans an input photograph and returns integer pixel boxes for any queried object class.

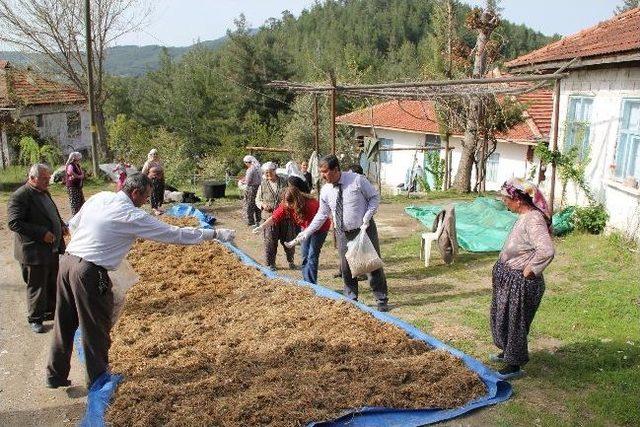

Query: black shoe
[29,322,44,333]
[333,272,342,278]
[288,262,297,270]
[498,364,524,379]
[44,312,54,321]
[247,223,256,227]
[268,264,277,271]
[46,377,71,389]
[376,302,390,312]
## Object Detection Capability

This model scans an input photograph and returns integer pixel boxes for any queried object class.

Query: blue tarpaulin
[79,206,511,426]
[164,203,216,228]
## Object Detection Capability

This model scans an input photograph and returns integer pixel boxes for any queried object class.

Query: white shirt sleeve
[359,175,379,225]
[132,212,216,244]
[304,186,331,236]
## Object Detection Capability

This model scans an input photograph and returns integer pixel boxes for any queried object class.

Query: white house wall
[447,137,532,191]
[545,66,640,238]
[21,103,91,155]
[352,127,532,191]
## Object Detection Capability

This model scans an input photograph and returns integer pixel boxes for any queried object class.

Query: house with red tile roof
[336,86,552,191]
[507,7,640,238]
[0,60,89,168]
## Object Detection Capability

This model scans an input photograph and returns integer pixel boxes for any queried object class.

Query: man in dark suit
[7,164,67,333]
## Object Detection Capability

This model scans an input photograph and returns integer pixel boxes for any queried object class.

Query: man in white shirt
[287,155,389,311]
[46,173,235,389]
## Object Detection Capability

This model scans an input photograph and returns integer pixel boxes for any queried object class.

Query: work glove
[214,228,236,243]
[284,231,308,248]
[360,220,369,232]
[252,224,265,235]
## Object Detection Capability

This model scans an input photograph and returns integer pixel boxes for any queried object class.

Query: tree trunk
[94,105,110,160]
[451,5,498,192]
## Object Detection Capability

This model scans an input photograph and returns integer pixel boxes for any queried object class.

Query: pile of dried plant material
[106,219,486,426]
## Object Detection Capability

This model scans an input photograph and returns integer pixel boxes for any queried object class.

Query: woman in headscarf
[490,178,555,379]
[141,149,164,215]
[253,185,330,283]
[239,155,262,226]
[65,152,85,215]
[255,161,296,270]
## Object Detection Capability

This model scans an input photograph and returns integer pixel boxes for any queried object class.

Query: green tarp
[405,197,517,252]
[406,198,575,252]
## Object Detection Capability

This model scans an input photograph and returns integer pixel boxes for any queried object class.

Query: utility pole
[85,0,99,176]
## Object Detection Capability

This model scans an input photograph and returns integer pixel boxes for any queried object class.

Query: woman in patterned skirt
[65,152,85,215]
[491,178,555,379]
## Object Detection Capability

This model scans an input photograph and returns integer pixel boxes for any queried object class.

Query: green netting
[405,197,518,252]
[406,198,576,252]
[551,206,576,236]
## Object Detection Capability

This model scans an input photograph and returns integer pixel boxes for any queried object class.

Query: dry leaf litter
[106,217,486,426]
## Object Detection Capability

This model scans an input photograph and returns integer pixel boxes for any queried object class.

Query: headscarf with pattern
[500,177,551,222]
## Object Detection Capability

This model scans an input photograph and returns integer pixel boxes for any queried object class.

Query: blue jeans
[300,231,328,284]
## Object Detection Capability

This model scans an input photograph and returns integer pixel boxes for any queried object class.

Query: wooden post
[85,0,99,177]
[313,94,319,154]
[330,87,336,154]
[444,135,450,190]
[549,79,561,216]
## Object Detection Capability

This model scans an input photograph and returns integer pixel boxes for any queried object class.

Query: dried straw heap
[106,219,485,426]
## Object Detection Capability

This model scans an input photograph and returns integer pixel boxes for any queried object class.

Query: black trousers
[21,262,58,324]
[337,220,388,304]
[47,254,113,387]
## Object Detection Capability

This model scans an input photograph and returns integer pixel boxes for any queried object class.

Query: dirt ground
[0,196,86,427]
[0,192,491,426]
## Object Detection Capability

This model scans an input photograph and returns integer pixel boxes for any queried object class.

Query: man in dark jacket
[7,164,67,333]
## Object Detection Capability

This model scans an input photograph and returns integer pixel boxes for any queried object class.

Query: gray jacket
[7,184,66,265]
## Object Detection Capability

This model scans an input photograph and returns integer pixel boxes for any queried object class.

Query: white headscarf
[261,161,277,171]
[66,151,82,165]
[243,155,260,168]
[147,148,158,161]
[285,160,305,180]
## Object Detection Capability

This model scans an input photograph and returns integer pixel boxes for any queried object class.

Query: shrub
[18,136,61,167]
[198,155,228,181]
[573,203,609,234]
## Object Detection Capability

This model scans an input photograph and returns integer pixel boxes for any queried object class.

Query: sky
[113,0,623,47]
[0,0,625,50]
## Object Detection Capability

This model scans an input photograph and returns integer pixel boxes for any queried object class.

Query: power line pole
[85,0,99,176]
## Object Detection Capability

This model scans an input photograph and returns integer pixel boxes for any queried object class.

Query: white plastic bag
[109,261,139,324]
[345,230,384,277]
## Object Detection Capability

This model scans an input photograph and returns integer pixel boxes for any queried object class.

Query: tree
[451,1,500,192]
[424,0,470,189]
[0,0,150,158]
[615,0,639,14]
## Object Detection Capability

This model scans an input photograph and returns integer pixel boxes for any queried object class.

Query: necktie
[335,183,344,231]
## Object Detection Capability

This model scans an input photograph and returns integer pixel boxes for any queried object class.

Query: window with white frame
[614,99,640,180]
[486,152,500,182]
[378,138,393,164]
[564,96,594,159]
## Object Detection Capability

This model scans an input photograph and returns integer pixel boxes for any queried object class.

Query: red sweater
[271,198,331,233]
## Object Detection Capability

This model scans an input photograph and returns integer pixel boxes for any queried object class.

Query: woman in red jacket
[253,186,330,283]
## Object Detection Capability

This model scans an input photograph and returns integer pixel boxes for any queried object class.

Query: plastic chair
[419,215,445,267]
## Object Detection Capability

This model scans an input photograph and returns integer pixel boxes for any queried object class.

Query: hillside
[0,36,228,77]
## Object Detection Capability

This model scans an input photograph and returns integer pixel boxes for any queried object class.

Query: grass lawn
[381,207,640,426]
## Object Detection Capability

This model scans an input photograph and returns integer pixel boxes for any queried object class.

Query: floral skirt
[67,186,85,216]
[490,260,545,366]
